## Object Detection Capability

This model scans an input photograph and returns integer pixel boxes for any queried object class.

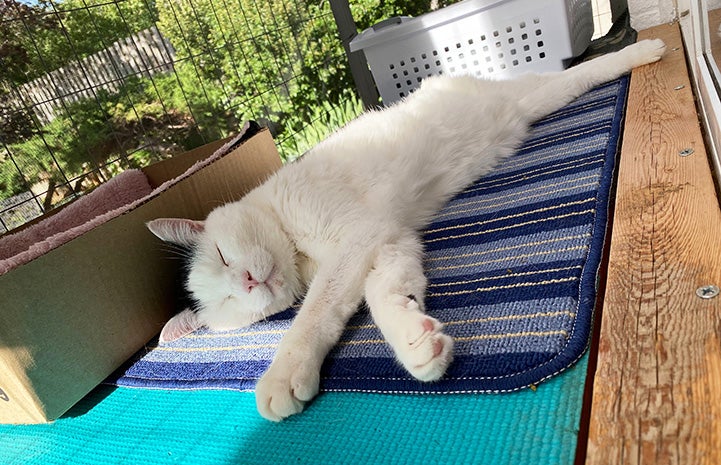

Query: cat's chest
[269,172,364,252]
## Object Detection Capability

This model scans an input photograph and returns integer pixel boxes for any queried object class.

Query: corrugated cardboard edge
[0,129,281,424]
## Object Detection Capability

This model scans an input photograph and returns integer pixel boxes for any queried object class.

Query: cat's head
[147,202,302,342]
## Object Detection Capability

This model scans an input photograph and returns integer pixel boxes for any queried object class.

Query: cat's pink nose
[242,271,259,293]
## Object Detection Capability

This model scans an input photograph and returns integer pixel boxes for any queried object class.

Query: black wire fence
[0,0,462,233]
[0,0,370,233]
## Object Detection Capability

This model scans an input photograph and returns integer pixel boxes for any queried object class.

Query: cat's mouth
[263,266,283,298]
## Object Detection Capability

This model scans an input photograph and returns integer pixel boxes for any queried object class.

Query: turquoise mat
[0,354,587,464]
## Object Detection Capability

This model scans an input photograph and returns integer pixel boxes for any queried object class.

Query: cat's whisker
[159,243,194,256]
[159,255,192,262]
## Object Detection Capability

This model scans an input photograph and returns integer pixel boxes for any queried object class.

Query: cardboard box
[0,129,282,424]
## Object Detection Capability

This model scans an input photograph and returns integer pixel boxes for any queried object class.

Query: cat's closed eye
[216,245,229,267]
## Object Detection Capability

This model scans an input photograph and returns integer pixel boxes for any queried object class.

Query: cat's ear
[159,308,203,343]
[146,218,205,246]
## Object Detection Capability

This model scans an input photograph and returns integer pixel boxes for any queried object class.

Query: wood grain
[585,23,721,465]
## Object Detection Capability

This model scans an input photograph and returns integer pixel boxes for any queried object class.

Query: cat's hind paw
[255,358,320,422]
[629,39,666,66]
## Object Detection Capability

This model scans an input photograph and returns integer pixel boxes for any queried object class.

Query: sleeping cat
[147,39,666,421]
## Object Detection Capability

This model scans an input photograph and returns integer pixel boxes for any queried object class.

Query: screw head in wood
[696,285,720,299]
[679,148,694,157]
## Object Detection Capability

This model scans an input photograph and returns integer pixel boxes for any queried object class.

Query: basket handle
[372,16,411,31]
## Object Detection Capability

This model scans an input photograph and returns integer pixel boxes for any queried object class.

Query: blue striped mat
[111,76,627,394]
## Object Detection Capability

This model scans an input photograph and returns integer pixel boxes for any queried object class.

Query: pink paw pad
[422,318,435,332]
[432,339,443,357]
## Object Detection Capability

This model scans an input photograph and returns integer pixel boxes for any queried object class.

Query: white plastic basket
[350,0,593,105]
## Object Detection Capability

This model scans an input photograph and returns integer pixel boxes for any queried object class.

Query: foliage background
[0,0,455,230]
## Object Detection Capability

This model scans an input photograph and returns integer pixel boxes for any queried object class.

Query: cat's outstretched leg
[365,236,453,381]
[518,38,667,120]
[255,247,370,421]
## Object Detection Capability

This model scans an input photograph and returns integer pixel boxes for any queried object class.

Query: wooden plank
[585,23,721,464]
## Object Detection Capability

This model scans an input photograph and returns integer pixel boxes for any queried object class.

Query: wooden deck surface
[584,23,721,464]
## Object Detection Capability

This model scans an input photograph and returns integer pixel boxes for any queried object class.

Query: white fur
[147,39,666,421]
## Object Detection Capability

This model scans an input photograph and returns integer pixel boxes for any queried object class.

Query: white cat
[147,39,666,421]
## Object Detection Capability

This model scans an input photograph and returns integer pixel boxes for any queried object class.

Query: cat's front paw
[386,296,454,382]
[255,356,320,422]
[402,315,454,381]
